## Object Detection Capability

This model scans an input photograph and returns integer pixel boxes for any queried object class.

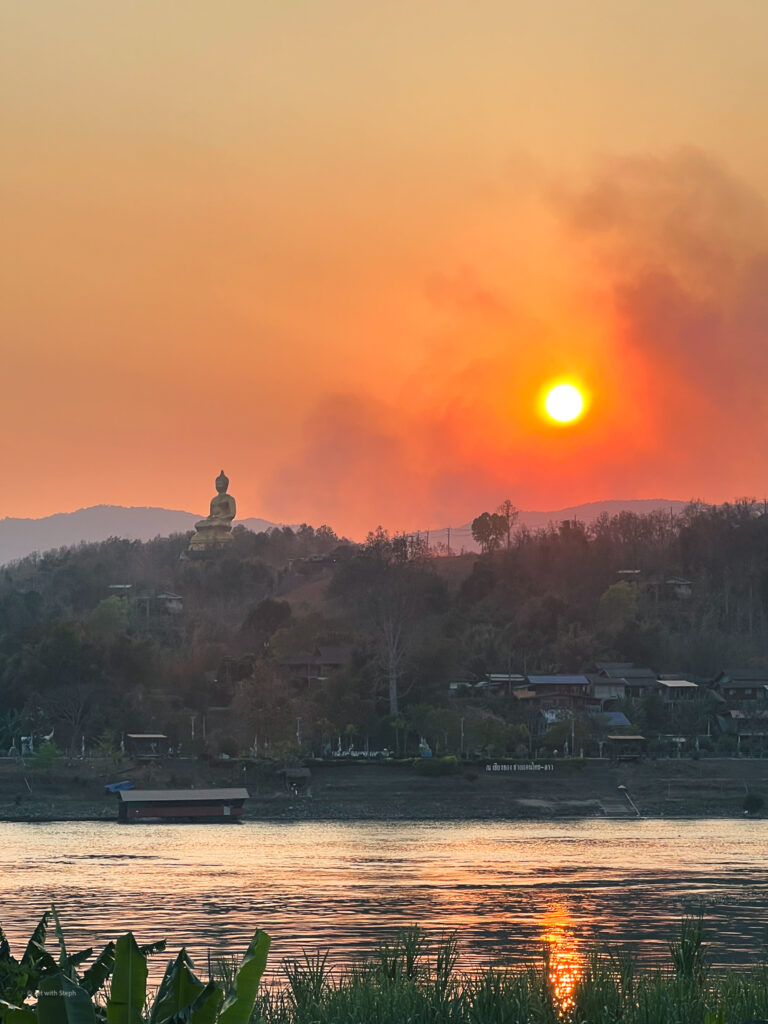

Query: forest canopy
[1,501,767,758]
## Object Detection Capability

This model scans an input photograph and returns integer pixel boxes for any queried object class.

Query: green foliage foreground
[255,922,768,1024]
[0,907,269,1024]
[2,913,768,1024]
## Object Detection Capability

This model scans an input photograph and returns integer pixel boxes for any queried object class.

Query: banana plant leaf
[0,926,31,1005]
[138,941,167,958]
[217,931,270,1024]
[158,983,223,1024]
[106,934,147,1024]
[0,1000,37,1024]
[149,950,205,1023]
[21,944,57,976]
[37,973,96,1024]
[65,949,94,972]
[80,938,161,1001]
[187,983,223,1024]
[20,913,50,969]
[50,905,68,968]
[80,942,115,996]
[0,926,12,962]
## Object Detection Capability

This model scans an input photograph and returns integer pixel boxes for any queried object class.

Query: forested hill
[1,500,768,760]
[0,499,686,566]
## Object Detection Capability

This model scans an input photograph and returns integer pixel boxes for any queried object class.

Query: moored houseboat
[117,788,249,823]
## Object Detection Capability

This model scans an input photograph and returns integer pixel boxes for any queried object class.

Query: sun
[545,383,584,423]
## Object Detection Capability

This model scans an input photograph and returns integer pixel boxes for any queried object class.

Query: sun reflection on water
[540,905,584,1014]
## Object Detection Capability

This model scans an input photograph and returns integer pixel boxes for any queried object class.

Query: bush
[414,755,459,776]
[30,741,63,769]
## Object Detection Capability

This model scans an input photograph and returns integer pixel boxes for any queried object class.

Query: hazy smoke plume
[261,149,768,537]
[560,149,768,493]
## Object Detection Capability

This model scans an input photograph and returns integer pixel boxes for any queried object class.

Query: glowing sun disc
[545,384,584,423]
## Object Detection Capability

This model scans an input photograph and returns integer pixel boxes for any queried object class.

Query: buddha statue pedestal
[187,470,236,557]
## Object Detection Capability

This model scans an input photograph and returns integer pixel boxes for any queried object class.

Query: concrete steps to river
[599,798,635,817]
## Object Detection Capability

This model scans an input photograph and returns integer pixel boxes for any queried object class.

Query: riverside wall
[0,755,766,822]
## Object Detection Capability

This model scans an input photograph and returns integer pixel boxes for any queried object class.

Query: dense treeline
[1,501,768,758]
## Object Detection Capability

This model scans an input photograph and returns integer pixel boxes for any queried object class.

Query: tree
[0,708,25,754]
[38,684,97,755]
[496,499,519,550]
[464,714,511,757]
[330,529,444,716]
[638,691,666,734]
[597,581,638,634]
[240,598,292,652]
[89,596,128,643]
[406,703,463,754]
[471,512,507,554]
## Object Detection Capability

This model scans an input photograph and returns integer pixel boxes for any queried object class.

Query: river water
[1,819,766,986]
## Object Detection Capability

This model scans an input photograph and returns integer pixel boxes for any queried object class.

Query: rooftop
[527,674,590,686]
[610,667,656,680]
[718,669,768,683]
[118,788,249,803]
[591,711,632,728]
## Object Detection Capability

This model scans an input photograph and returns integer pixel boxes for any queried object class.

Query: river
[1,818,766,986]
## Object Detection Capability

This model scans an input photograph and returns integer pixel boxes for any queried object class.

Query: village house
[588,674,627,710]
[656,678,699,706]
[716,709,768,754]
[474,673,527,697]
[523,674,594,711]
[597,663,661,700]
[713,669,768,707]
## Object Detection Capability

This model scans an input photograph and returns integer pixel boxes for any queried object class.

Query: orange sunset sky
[4,2,768,538]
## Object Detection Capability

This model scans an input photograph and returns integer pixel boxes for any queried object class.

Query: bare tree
[39,685,96,755]
[331,529,441,716]
[496,499,519,550]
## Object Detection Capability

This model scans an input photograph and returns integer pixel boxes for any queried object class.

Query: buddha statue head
[215,470,229,494]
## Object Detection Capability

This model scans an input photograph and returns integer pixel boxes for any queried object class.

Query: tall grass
[245,920,768,1024]
[669,915,709,982]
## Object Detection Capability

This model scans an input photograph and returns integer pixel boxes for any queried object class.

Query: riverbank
[0,754,766,822]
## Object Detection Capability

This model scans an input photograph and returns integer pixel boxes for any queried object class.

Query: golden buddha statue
[188,470,236,554]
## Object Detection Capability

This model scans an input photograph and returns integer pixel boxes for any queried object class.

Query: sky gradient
[4,2,768,537]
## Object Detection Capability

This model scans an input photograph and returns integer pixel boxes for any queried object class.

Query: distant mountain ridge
[0,506,282,566]
[506,497,688,533]
[0,499,688,566]
[438,498,688,552]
